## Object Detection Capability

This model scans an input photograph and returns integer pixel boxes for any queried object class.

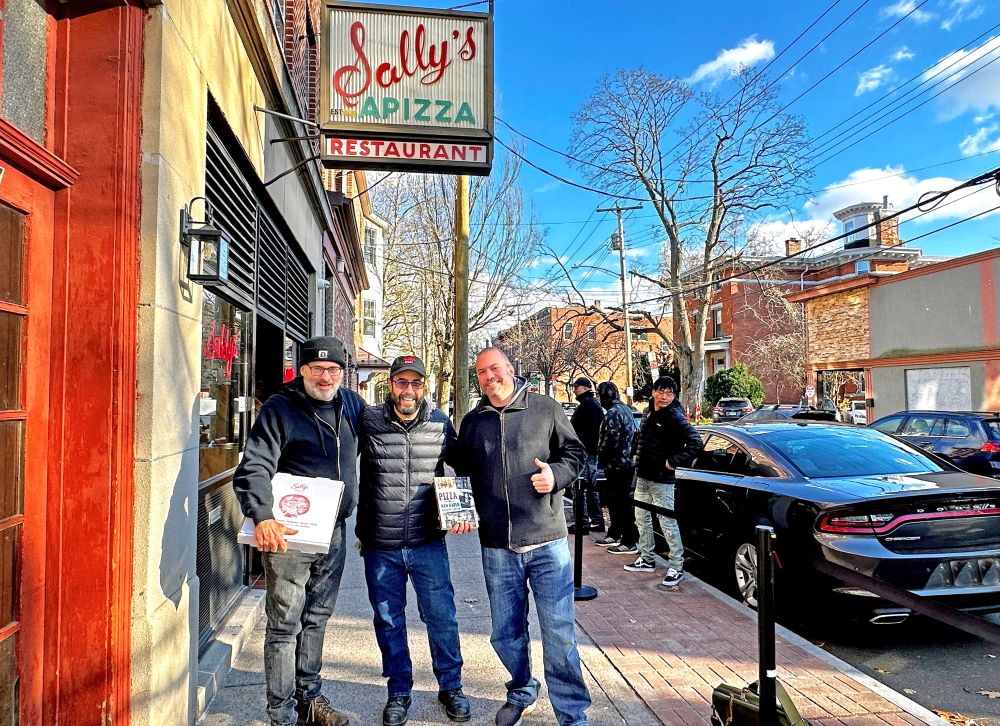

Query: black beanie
[299,336,347,369]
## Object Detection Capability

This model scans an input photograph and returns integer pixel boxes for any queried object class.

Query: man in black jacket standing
[233,336,362,726]
[624,375,703,588]
[568,377,605,534]
[454,347,590,726]
[357,355,471,726]
[595,381,639,554]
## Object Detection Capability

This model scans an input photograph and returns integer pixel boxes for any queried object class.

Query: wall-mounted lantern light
[180,196,230,286]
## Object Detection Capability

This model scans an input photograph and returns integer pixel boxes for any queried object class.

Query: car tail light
[817,513,894,534]
[713,406,722,414]
[742,405,753,413]
[981,441,1000,453]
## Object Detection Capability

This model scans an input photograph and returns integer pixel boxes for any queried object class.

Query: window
[844,214,871,243]
[900,415,942,437]
[270,0,286,38]
[363,227,378,268]
[199,291,251,481]
[363,298,376,337]
[692,434,752,475]
[587,324,596,341]
[872,415,904,434]
[855,260,871,274]
[943,419,971,438]
[712,307,723,339]
[563,322,573,340]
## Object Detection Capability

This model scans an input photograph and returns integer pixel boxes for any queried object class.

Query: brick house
[680,198,940,403]
[787,246,1000,423]
[497,304,672,403]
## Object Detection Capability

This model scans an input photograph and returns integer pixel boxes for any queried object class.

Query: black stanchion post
[756,525,777,726]
[573,477,597,601]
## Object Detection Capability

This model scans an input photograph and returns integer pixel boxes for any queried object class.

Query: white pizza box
[238,473,344,554]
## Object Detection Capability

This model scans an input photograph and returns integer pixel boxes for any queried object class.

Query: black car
[870,410,1000,478]
[674,422,1000,623]
[738,404,837,424]
[712,397,754,422]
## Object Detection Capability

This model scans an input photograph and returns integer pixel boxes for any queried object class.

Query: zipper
[499,409,512,548]
[314,414,341,479]
[389,417,411,545]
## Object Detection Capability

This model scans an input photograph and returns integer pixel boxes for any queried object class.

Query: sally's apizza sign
[321,2,493,175]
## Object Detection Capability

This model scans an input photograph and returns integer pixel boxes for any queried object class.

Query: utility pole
[454,175,470,426]
[597,203,642,403]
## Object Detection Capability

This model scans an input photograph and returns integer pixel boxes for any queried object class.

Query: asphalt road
[684,557,1000,725]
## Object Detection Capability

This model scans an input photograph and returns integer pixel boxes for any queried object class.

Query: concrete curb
[677,562,950,726]
[196,590,266,720]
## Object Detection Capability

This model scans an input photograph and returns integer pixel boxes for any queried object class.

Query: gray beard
[304,379,339,402]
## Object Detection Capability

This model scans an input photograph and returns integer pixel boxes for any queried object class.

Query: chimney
[875,198,901,248]
[592,300,602,309]
[785,238,802,256]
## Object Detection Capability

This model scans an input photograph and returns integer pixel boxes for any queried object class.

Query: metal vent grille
[257,210,287,324]
[197,481,246,648]
[286,251,310,341]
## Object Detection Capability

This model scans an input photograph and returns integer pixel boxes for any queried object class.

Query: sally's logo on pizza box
[278,494,311,518]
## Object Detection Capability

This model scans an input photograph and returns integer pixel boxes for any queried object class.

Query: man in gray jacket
[454,347,590,726]
[233,336,362,726]
[357,355,470,726]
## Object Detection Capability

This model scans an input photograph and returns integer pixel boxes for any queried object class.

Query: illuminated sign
[321,2,493,175]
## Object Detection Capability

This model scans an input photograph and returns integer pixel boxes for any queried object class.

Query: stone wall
[805,287,870,364]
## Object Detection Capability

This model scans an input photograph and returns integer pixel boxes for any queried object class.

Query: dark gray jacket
[356,399,458,550]
[233,379,364,526]
[455,381,586,549]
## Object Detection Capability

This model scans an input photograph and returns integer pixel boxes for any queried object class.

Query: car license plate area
[925,557,1000,588]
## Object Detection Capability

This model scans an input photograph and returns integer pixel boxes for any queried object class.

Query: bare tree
[372,153,543,407]
[497,310,597,397]
[569,67,812,407]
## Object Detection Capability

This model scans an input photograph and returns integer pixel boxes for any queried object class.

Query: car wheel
[734,542,759,608]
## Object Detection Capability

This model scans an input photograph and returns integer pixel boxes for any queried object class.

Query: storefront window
[199,291,251,481]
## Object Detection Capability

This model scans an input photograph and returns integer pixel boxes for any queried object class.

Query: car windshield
[986,421,1000,440]
[756,426,947,478]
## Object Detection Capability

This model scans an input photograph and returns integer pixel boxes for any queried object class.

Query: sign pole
[454,175,470,426]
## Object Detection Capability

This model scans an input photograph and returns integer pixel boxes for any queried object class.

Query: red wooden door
[0,161,55,725]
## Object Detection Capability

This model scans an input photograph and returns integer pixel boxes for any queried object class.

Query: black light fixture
[180,196,230,286]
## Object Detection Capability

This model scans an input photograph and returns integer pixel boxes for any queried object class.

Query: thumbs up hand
[530,458,555,494]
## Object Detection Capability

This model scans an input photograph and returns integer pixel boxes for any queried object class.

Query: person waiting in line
[594,381,639,555]
[233,336,362,726]
[568,377,606,534]
[357,355,471,726]
[452,347,590,726]
[624,376,703,588]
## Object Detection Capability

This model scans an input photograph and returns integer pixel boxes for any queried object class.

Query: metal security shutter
[205,130,256,307]
[257,210,287,329]
[196,480,246,650]
[286,251,310,341]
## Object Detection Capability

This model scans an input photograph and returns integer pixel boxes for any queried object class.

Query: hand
[255,519,298,553]
[449,521,475,535]
[531,458,555,494]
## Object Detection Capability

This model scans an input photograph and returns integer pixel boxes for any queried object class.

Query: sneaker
[382,695,411,726]
[495,701,537,726]
[661,567,686,587]
[297,695,350,726]
[438,688,471,722]
[594,536,619,547]
[566,523,590,535]
[607,543,639,555]
[623,557,655,572]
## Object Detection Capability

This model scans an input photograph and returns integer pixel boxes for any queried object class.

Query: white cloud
[533,181,563,194]
[958,124,1000,155]
[804,166,1000,226]
[745,219,836,255]
[891,46,915,62]
[855,64,895,95]
[922,34,1000,119]
[686,37,775,87]
[880,0,934,24]
[624,247,649,259]
[941,0,985,31]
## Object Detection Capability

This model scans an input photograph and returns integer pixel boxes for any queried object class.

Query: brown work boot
[296,695,349,726]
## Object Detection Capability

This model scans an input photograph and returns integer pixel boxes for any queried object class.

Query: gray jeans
[262,522,347,724]
[633,476,684,571]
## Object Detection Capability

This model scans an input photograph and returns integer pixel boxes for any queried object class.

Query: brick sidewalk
[572,536,941,726]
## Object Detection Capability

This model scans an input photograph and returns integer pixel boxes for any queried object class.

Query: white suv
[847,400,867,425]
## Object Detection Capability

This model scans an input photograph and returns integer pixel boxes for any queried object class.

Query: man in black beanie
[234,336,364,726]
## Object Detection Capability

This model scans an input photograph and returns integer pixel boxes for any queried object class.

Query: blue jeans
[362,538,463,697]
[481,539,590,726]
[262,523,347,725]
[634,476,684,570]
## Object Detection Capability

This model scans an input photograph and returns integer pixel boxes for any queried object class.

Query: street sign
[805,385,815,397]
[320,2,494,175]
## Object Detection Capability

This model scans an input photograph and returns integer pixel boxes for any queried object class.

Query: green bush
[704,362,765,409]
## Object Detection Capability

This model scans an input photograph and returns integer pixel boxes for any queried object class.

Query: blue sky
[403,0,1000,302]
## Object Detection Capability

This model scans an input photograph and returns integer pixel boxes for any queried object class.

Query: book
[238,473,344,554]
[434,476,480,530]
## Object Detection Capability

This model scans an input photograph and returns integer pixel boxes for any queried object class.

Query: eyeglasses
[307,365,344,377]
[392,378,425,390]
